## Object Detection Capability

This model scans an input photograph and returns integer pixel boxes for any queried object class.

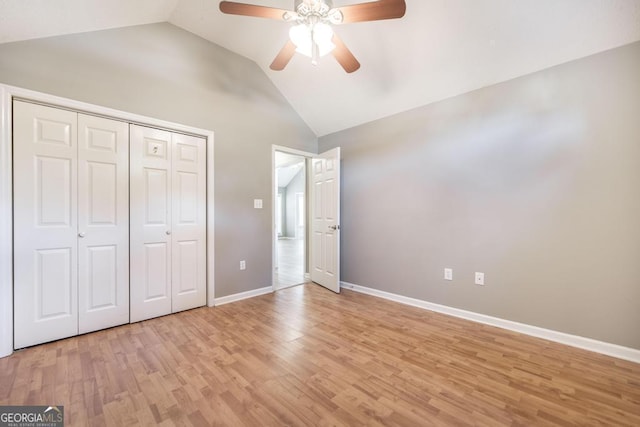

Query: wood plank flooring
[1,284,639,426]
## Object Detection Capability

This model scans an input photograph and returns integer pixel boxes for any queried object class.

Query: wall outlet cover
[444,268,453,281]
[254,199,263,209]
[240,260,246,270]
[475,272,485,286]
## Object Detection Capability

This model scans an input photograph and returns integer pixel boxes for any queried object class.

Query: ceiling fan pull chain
[311,36,319,66]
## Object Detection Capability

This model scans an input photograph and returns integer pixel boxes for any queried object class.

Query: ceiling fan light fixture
[219,0,406,72]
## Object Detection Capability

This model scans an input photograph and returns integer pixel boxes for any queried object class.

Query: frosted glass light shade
[289,24,312,56]
[289,23,336,58]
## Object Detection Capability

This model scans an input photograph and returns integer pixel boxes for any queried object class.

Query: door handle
[166,230,172,235]
[328,225,340,231]
[78,232,85,238]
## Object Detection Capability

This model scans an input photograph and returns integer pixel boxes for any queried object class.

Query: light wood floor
[1,284,639,426]
[274,238,305,289]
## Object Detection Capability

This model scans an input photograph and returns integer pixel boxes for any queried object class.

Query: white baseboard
[341,281,640,364]
[214,286,273,306]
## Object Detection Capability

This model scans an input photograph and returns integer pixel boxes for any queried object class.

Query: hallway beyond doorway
[274,238,305,289]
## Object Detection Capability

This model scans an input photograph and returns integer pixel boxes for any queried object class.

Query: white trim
[341,281,640,364]
[0,86,13,358]
[0,83,216,357]
[214,286,273,306]
[271,145,315,290]
[272,144,316,158]
[206,128,216,308]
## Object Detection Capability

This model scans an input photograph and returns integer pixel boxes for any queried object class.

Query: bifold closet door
[130,125,206,322]
[13,101,130,348]
[13,101,79,348]
[77,114,130,334]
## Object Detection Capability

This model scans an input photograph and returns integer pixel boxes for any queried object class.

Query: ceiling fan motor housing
[289,0,343,25]
[295,0,333,11]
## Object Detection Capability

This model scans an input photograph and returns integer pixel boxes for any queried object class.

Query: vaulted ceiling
[1,0,640,136]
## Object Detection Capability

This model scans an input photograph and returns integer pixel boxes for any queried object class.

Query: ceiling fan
[219,0,407,73]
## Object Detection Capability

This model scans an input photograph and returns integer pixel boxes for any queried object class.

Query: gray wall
[284,168,305,238]
[0,23,317,298]
[319,42,640,350]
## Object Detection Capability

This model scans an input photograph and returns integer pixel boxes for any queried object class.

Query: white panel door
[310,147,341,293]
[130,125,172,322]
[77,114,129,333]
[13,101,79,348]
[171,133,206,313]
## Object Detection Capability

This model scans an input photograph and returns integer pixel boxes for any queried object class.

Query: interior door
[77,114,129,333]
[13,101,79,348]
[130,125,173,322]
[170,132,206,313]
[310,147,341,293]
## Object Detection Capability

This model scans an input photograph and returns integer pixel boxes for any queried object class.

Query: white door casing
[130,125,206,322]
[296,192,305,240]
[13,101,79,348]
[77,114,129,334]
[171,132,206,313]
[130,125,173,322]
[310,147,341,293]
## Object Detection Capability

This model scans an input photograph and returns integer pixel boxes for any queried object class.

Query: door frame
[0,84,216,358]
[295,192,305,240]
[271,145,315,290]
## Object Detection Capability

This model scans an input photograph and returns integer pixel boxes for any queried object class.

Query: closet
[13,101,207,349]
[129,125,207,322]
[13,101,130,348]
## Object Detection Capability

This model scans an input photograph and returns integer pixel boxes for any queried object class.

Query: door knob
[166,230,172,235]
[78,232,85,238]
[328,225,339,230]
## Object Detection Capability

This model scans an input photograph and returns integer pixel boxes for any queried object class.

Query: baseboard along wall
[214,286,273,306]
[340,281,640,364]
[211,281,640,364]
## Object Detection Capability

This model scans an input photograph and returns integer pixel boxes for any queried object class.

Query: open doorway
[273,148,311,290]
[272,145,342,293]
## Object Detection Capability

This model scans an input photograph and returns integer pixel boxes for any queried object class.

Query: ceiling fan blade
[219,1,289,20]
[337,0,406,24]
[270,40,297,71]
[331,35,360,73]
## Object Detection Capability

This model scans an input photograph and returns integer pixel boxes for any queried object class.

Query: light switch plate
[254,199,263,209]
[444,268,453,281]
[475,272,485,286]
[240,260,246,270]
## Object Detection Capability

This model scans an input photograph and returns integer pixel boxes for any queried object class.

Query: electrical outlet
[444,268,453,281]
[240,260,246,270]
[475,272,485,286]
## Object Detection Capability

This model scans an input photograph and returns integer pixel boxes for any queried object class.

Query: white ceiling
[2,1,640,137]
